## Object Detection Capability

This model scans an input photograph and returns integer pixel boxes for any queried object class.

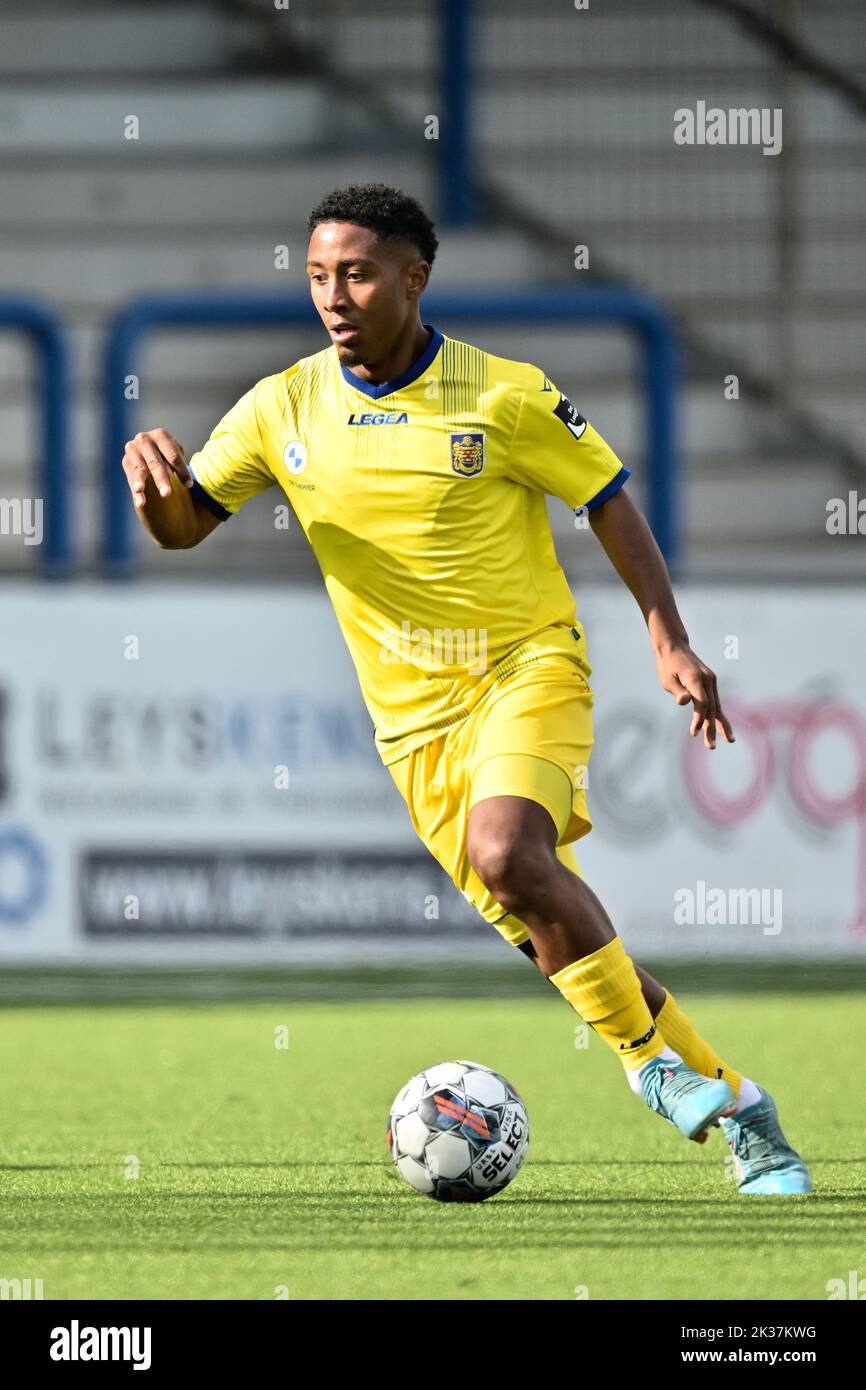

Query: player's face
[306,222,428,368]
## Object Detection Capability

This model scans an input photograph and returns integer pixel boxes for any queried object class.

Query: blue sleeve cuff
[189,470,232,522]
[584,465,631,513]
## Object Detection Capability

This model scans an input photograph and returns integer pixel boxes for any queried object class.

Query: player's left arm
[507,376,734,751]
[589,487,735,750]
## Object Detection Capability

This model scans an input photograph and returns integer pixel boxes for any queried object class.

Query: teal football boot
[721,1087,813,1194]
[639,1057,736,1142]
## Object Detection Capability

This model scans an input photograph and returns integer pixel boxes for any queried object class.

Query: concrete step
[683,459,852,543]
[545,453,850,548]
[8,218,863,301]
[0,81,332,154]
[304,0,863,82]
[797,390,866,448]
[374,78,866,151]
[4,149,859,224]
[676,538,866,582]
[673,312,866,384]
[6,0,855,90]
[493,154,864,233]
[0,155,437,230]
[0,5,233,76]
[288,1,764,77]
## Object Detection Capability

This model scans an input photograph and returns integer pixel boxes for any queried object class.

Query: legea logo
[347,412,408,426]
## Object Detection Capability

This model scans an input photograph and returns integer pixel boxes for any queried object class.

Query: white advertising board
[0,583,863,962]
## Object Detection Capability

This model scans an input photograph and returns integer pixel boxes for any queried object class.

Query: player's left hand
[655,643,735,750]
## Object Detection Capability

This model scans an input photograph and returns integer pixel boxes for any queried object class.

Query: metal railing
[441,0,476,224]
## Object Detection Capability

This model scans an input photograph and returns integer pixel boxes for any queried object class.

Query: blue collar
[339,324,443,400]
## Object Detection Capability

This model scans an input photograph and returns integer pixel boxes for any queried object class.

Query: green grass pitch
[1,979,863,1300]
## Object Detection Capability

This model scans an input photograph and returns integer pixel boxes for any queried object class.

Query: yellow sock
[656,989,743,1097]
[549,938,667,1071]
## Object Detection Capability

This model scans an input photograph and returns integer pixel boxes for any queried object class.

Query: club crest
[450,432,485,477]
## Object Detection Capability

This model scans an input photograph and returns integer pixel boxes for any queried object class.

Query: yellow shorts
[388,654,594,949]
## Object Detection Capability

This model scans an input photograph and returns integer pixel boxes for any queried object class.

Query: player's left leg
[628,967,811,1193]
[516,858,746,1098]
[514,860,811,1195]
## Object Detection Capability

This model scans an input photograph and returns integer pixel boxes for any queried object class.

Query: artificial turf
[0,987,863,1300]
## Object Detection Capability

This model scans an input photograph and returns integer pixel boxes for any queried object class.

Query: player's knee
[468,832,553,914]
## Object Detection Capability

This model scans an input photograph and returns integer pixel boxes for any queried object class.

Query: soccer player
[123,183,810,1195]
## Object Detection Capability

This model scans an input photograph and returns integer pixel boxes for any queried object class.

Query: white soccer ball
[387,1059,530,1202]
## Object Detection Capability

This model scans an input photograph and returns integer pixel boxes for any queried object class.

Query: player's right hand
[122,429,194,509]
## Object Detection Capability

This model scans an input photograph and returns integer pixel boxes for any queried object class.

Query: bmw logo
[283,441,307,474]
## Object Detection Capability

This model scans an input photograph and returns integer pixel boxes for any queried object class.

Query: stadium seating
[1,0,862,578]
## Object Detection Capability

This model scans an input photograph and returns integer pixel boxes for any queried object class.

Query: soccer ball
[387,1059,529,1202]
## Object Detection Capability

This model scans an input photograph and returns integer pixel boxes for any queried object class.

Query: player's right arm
[123,428,221,548]
[122,378,278,549]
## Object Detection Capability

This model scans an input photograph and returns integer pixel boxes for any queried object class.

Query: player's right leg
[465,788,737,1144]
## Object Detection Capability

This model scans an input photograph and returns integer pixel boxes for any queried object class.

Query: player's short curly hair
[307,184,439,266]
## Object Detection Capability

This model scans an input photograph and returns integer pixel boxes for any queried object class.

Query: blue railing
[441,0,475,225]
[0,298,70,573]
[103,287,677,573]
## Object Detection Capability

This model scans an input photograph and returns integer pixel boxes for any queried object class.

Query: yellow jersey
[188,325,629,764]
